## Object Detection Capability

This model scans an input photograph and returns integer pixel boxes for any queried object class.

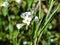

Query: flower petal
[34,16,39,21]
[16,24,22,29]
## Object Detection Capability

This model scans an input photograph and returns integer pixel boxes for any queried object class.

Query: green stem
[45,0,54,20]
[37,4,59,42]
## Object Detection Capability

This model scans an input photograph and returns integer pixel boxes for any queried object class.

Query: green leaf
[13,31,19,39]
[22,1,26,10]
[8,24,13,32]
[39,10,44,19]
[2,7,8,16]
[0,0,4,6]
[26,0,33,10]
[34,0,38,3]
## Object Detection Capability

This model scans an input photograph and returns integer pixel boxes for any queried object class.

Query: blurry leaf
[8,0,15,3]
[0,8,2,15]
[0,0,4,6]
[9,24,13,32]
[34,0,38,3]
[51,19,57,26]
[6,34,10,39]
[16,16,20,19]
[5,25,9,31]
[48,23,53,30]
[42,40,47,45]
[22,1,26,9]
[14,9,19,15]
[8,16,11,22]
[26,0,33,10]
[0,36,2,40]
[13,31,19,39]
[2,7,8,16]
[39,10,44,19]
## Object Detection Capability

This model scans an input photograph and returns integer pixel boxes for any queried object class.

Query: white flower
[50,39,54,42]
[23,41,27,45]
[25,12,31,16]
[21,13,26,18]
[15,0,22,4]
[21,12,32,26]
[22,20,30,26]
[34,16,39,21]
[2,1,9,7]
[21,12,32,18]
[16,24,22,29]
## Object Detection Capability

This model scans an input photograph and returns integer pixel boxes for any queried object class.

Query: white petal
[24,15,32,21]
[27,21,30,26]
[21,13,26,18]
[50,39,54,42]
[23,41,27,45]
[28,18,32,21]
[34,16,39,21]
[16,24,22,29]
[22,20,27,23]
[20,12,32,19]
[25,12,31,16]
[15,0,22,4]
[21,12,32,26]
[22,20,30,26]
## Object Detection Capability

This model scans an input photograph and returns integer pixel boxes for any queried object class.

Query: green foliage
[2,7,8,16]
[0,0,60,45]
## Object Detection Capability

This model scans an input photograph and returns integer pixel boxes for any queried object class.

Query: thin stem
[33,0,42,45]
[38,4,59,42]
[39,0,41,18]
[45,0,54,20]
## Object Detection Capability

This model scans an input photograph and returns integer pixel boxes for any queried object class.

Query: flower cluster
[16,12,32,29]
[16,12,40,29]
[21,12,32,26]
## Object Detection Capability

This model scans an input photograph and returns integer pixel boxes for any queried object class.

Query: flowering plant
[0,0,60,45]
